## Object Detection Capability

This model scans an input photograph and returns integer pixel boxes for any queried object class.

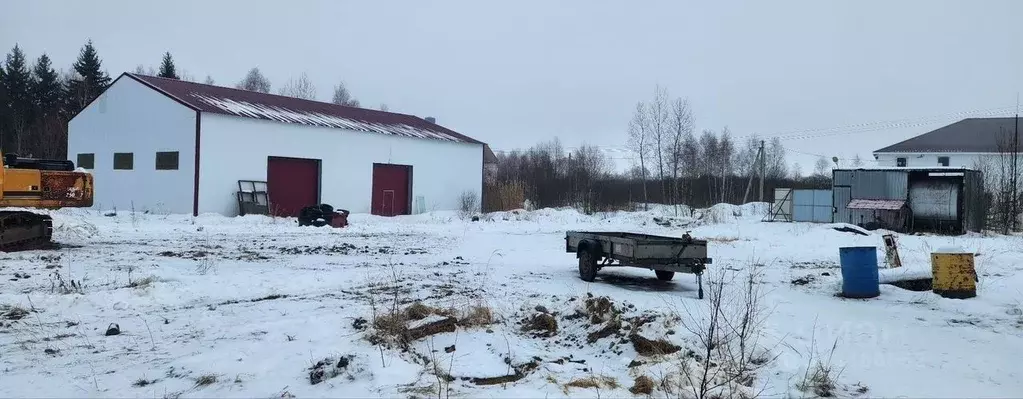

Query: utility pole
[758,140,766,202]
[742,144,764,204]
[1013,109,1019,231]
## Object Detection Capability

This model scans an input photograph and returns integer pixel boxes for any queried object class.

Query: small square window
[938,156,949,167]
[113,153,133,170]
[156,151,179,170]
[76,153,94,169]
[896,157,907,167]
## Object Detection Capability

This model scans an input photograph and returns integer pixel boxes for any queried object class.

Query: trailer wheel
[578,249,598,282]
[655,270,675,281]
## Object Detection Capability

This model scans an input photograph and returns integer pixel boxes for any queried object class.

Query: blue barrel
[839,246,880,298]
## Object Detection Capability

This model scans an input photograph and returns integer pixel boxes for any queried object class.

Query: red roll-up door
[371,163,411,216]
[267,156,320,217]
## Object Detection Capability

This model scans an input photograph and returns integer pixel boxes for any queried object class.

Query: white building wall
[873,152,993,168]
[68,77,197,214]
[198,114,483,216]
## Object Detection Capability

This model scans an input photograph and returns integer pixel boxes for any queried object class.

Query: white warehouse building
[68,73,487,217]
[873,117,1021,169]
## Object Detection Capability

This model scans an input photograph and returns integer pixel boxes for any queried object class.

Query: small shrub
[133,378,154,387]
[49,270,84,294]
[458,191,480,219]
[195,257,216,275]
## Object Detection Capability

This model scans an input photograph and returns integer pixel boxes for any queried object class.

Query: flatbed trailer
[565,231,712,298]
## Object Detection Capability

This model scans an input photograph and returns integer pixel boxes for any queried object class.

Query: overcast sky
[3,0,1021,171]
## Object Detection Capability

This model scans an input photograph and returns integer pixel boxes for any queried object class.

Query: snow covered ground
[1,204,1021,398]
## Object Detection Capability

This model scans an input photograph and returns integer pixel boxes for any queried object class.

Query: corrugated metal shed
[832,167,985,233]
[833,169,910,225]
[850,170,909,200]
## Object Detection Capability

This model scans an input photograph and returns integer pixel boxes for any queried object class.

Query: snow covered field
[1,204,1021,398]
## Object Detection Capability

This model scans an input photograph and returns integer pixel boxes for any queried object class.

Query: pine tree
[3,45,32,152]
[30,54,61,116]
[158,52,178,79]
[65,40,111,116]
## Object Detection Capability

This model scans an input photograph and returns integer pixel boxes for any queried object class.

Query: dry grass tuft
[629,375,655,395]
[194,374,217,387]
[630,334,681,356]
[128,275,158,289]
[522,313,558,336]
[584,296,616,324]
[2,305,30,321]
[405,302,433,321]
[799,358,839,397]
[564,375,619,391]
[460,305,494,327]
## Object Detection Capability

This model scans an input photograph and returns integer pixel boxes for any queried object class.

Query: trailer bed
[566,230,712,298]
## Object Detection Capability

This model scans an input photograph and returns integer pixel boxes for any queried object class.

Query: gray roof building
[875,117,1020,153]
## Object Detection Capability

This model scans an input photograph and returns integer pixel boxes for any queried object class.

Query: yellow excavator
[0,152,93,251]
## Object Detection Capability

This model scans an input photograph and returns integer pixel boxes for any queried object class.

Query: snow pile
[700,202,768,224]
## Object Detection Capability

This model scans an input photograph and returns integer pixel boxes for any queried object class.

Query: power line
[767,106,1017,140]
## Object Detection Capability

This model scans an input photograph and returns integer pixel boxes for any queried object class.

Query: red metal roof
[847,199,906,210]
[126,73,483,145]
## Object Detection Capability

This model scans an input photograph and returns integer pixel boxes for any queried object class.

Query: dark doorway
[267,156,320,217]
[371,163,411,216]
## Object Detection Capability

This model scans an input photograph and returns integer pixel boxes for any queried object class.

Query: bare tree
[648,86,671,198]
[718,127,736,203]
[851,154,864,167]
[379,103,389,112]
[987,129,1023,233]
[699,130,720,203]
[133,64,156,75]
[765,137,788,179]
[203,75,215,85]
[331,81,359,107]
[813,156,830,176]
[681,130,700,205]
[790,162,804,180]
[668,97,694,208]
[278,72,317,100]
[236,67,271,93]
[734,135,761,179]
[627,102,651,209]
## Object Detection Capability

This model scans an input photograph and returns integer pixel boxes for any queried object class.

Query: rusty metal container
[931,249,976,299]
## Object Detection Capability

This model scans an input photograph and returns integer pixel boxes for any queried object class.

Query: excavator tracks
[0,211,54,252]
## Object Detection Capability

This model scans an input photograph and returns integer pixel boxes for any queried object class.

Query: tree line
[483,86,833,213]
[0,41,383,160]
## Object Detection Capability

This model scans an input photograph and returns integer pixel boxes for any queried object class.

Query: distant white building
[68,73,486,217]
[873,117,1021,169]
